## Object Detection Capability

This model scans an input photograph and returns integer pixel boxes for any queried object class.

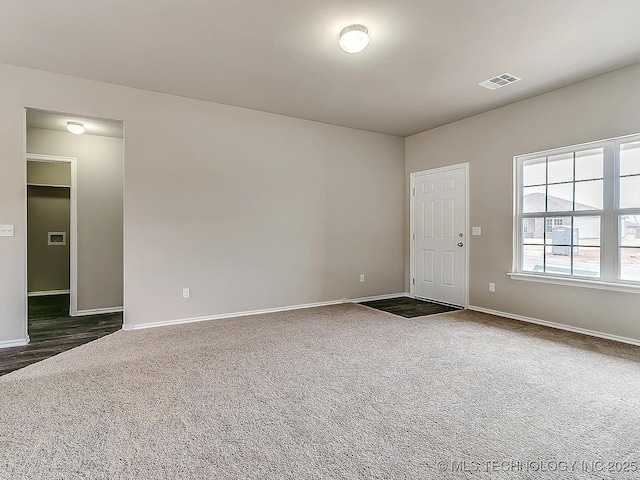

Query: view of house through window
[515,136,640,285]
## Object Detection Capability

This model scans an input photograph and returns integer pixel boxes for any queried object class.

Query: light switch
[0,225,14,237]
[472,226,482,236]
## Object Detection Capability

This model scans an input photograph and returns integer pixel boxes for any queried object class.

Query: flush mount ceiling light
[66,121,85,134]
[339,24,369,54]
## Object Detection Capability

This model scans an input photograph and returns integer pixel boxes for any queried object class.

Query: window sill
[507,272,640,294]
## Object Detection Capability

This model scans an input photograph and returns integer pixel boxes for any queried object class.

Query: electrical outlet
[360,274,365,283]
[182,288,190,299]
[489,282,495,292]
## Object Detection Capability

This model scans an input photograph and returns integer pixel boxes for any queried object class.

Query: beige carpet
[1,304,639,479]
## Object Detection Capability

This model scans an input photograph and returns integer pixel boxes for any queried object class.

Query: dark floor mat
[361,296,461,318]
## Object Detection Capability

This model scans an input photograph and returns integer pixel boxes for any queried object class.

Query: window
[545,218,563,234]
[513,134,640,290]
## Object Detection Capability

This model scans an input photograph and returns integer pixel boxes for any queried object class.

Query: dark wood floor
[361,296,461,318]
[0,294,122,376]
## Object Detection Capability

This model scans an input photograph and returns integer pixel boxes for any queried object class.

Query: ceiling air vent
[478,73,521,90]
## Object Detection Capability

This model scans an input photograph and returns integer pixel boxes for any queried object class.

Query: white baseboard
[27,290,70,297]
[123,293,415,332]
[348,292,411,303]
[123,299,347,331]
[0,337,30,349]
[468,305,640,347]
[74,306,124,317]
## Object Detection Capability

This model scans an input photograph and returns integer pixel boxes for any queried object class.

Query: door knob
[457,242,464,247]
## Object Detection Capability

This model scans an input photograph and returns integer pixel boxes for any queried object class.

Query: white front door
[412,165,467,306]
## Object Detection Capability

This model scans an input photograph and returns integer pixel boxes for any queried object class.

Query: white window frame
[509,133,640,294]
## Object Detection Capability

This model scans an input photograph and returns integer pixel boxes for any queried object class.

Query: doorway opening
[12,108,125,374]
[27,154,76,315]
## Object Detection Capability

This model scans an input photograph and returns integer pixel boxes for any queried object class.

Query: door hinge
[412,188,416,196]
[412,278,415,285]
[412,233,415,241]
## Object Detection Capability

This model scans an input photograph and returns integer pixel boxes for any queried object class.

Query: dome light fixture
[339,24,369,54]
[66,121,85,134]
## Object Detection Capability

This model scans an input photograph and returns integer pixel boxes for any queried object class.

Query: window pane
[620,215,640,247]
[522,218,542,240]
[522,186,546,213]
[620,248,640,281]
[544,216,571,244]
[547,183,573,211]
[573,247,600,277]
[548,152,573,184]
[575,148,603,181]
[620,176,640,209]
[522,245,544,272]
[545,246,572,275]
[574,180,603,210]
[574,216,600,246]
[620,141,640,176]
[523,157,546,186]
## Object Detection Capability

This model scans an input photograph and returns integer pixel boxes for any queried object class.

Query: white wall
[406,62,640,342]
[0,63,405,342]
[27,128,124,311]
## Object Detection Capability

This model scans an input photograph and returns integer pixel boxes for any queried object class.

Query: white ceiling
[26,109,124,138]
[5,0,640,137]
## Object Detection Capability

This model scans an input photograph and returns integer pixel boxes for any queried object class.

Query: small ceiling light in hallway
[66,121,85,134]
[339,24,369,54]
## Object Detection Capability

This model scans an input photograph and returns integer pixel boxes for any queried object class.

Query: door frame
[24,153,79,322]
[410,162,470,307]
